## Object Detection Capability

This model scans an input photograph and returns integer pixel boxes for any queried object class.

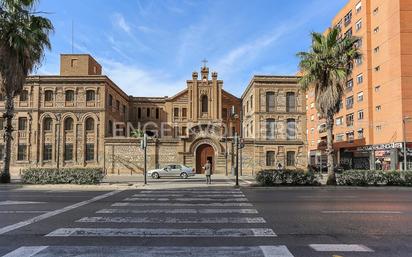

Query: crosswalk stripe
[2,246,48,257]
[113,202,253,207]
[309,244,374,252]
[77,216,267,224]
[1,246,294,257]
[97,208,259,214]
[141,190,242,194]
[123,197,248,202]
[46,228,277,237]
[133,194,246,197]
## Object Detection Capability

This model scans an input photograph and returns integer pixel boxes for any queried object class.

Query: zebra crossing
[2,188,376,257]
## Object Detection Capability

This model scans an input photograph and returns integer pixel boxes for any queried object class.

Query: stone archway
[196,144,215,174]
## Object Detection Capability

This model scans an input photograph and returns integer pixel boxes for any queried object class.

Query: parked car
[147,164,195,179]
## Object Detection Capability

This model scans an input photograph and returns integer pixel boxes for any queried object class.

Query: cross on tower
[201,58,208,68]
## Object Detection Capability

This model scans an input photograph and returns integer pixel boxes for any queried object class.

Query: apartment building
[307,0,412,170]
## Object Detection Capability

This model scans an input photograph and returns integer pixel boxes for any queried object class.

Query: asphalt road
[0,181,411,257]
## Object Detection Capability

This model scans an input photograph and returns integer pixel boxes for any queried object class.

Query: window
[346,113,354,126]
[373,7,379,15]
[0,118,3,129]
[355,1,362,13]
[182,108,187,118]
[346,79,353,91]
[146,108,150,118]
[85,118,94,131]
[86,90,95,101]
[182,126,187,136]
[65,90,74,101]
[374,46,380,53]
[376,125,382,131]
[310,102,314,109]
[43,144,52,161]
[355,56,363,65]
[123,105,127,115]
[266,92,275,112]
[0,144,3,159]
[70,58,78,67]
[85,144,94,161]
[310,115,314,121]
[17,144,27,161]
[64,144,73,161]
[20,90,28,101]
[266,151,276,166]
[336,134,345,142]
[346,96,354,109]
[286,92,296,112]
[64,118,74,131]
[375,66,381,72]
[108,94,113,106]
[266,119,276,139]
[347,131,355,142]
[357,73,363,84]
[201,95,208,113]
[287,151,295,166]
[222,108,228,119]
[344,10,352,26]
[344,28,353,38]
[336,117,344,126]
[108,120,113,136]
[374,26,380,33]
[358,129,364,139]
[44,117,52,131]
[287,119,296,140]
[357,91,364,102]
[18,117,27,130]
[376,105,382,112]
[311,128,315,134]
[355,19,362,31]
[358,110,364,120]
[45,90,53,102]
[174,107,179,117]
[250,95,253,111]
[137,107,142,119]
[116,100,120,110]
[354,38,363,48]
[375,85,381,92]
[246,101,249,113]
[155,108,160,119]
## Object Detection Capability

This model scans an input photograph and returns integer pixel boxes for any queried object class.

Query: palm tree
[297,27,361,185]
[0,0,53,183]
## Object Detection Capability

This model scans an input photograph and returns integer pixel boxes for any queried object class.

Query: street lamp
[403,117,411,171]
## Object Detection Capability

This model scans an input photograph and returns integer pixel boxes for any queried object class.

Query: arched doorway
[196,144,214,174]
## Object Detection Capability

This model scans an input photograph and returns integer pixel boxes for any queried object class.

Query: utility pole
[140,133,148,185]
[403,117,410,171]
[234,132,239,187]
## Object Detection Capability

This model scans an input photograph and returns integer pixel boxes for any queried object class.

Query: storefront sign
[357,143,403,151]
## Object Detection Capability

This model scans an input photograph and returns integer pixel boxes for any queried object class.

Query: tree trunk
[1,94,14,183]
[326,113,336,185]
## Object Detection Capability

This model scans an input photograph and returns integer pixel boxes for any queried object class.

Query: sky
[35,0,348,97]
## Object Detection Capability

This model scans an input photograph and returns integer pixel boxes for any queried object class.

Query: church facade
[0,54,307,176]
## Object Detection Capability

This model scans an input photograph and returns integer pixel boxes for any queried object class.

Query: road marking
[97,208,259,214]
[298,196,357,199]
[123,197,248,202]
[2,246,48,257]
[0,211,49,214]
[46,228,277,237]
[0,201,46,206]
[77,216,267,224]
[141,190,242,194]
[309,244,373,252]
[322,210,403,214]
[0,190,122,235]
[260,246,295,257]
[133,194,246,197]
[113,202,253,207]
[1,246,293,257]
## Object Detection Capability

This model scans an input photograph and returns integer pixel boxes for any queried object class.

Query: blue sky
[36,0,347,97]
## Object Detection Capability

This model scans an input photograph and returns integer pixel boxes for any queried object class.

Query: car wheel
[180,172,188,179]
[152,172,160,179]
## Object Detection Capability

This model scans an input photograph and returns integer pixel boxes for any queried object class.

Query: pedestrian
[203,160,212,184]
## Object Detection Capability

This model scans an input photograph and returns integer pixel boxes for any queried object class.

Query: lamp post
[403,117,411,171]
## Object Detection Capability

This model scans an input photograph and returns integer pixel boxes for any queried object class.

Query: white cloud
[113,13,131,34]
[100,58,185,97]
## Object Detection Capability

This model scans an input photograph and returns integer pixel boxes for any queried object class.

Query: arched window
[287,118,296,140]
[86,90,95,101]
[44,117,52,131]
[65,90,74,101]
[201,95,208,113]
[266,151,276,166]
[266,92,275,112]
[286,92,296,112]
[20,90,28,101]
[64,117,74,131]
[266,119,276,139]
[44,90,53,101]
[85,118,94,131]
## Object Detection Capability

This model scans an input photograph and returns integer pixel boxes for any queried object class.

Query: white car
[147,164,195,179]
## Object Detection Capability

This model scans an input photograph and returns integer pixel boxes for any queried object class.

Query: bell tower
[187,60,223,123]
